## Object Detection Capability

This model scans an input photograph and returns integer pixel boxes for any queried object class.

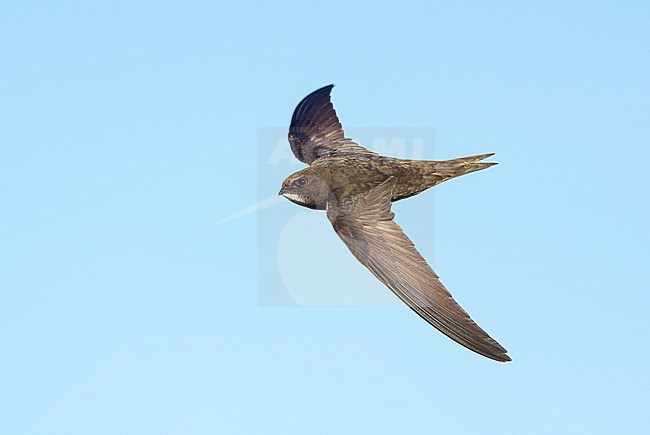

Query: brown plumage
[279,85,510,362]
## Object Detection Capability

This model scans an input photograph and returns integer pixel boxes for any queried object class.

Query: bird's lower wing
[327,177,510,362]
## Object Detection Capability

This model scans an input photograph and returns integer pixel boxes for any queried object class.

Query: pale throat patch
[282,192,305,203]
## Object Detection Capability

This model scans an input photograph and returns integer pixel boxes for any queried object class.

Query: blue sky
[1,1,649,433]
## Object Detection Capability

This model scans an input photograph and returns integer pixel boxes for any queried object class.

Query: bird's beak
[278,186,285,196]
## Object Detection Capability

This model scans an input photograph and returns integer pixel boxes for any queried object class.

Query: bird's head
[279,169,330,210]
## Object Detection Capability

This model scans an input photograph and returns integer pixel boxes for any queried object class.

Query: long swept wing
[327,177,510,362]
[288,85,375,165]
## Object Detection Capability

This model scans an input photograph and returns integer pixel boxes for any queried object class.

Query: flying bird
[279,85,510,362]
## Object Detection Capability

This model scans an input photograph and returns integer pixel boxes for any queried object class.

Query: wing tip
[483,345,511,363]
[313,83,335,95]
[293,84,336,118]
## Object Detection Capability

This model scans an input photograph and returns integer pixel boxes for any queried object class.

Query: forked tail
[391,153,497,201]
[434,152,497,182]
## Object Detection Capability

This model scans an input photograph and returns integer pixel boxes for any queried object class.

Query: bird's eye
[294,177,307,187]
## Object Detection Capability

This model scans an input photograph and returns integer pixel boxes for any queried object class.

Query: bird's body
[279,85,510,362]
[285,152,498,209]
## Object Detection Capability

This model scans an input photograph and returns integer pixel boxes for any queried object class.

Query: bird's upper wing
[288,85,376,165]
[327,177,510,362]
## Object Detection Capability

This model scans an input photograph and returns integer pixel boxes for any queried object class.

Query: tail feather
[391,153,498,202]
[434,153,497,182]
